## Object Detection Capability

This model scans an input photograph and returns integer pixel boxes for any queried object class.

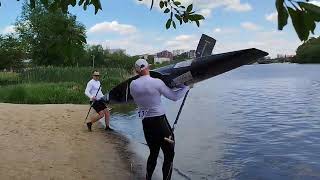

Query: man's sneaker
[86,122,92,131]
[105,126,114,131]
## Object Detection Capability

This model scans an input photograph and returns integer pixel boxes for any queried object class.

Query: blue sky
[1,0,320,57]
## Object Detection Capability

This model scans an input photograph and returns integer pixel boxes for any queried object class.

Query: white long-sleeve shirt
[84,79,104,100]
[130,75,189,118]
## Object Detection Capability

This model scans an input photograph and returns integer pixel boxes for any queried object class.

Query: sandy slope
[0,103,135,180]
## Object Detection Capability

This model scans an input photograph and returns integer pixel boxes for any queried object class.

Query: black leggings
[142,115,175,180]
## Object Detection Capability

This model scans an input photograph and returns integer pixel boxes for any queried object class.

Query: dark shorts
[90,99,107,113]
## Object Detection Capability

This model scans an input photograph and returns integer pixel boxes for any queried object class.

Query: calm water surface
[108,64,320,180]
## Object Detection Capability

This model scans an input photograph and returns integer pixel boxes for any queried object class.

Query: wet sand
[0,103,143,180]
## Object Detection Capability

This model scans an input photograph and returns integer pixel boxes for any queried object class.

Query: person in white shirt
[130,59,190,180]
[84,70,112,131]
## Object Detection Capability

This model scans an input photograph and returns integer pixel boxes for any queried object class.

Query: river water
[108,63,320,180]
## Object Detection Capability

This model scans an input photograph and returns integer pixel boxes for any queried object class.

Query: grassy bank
[0,67,132,104]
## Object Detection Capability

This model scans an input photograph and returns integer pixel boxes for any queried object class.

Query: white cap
[135,59,149,72]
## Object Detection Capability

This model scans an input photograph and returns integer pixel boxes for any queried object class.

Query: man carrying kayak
[130,59,191,180]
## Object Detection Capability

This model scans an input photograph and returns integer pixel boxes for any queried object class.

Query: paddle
[83,73,107,124]
[164,34,216,143]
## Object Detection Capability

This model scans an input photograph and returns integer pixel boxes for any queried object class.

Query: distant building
[156,50,173,60]
[172,49,186,56]
[181,50,196,59]
[138,54,150,60]
[188,50,196,58]
[277,54,295,58]
[154,57,171,64]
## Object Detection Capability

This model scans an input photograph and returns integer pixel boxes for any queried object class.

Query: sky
[1,0,320,57]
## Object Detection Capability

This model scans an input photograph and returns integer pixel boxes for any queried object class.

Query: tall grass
[0,67,133,104]
[0,82,87,104]
[20,67,130,85]
[0,72,20,85]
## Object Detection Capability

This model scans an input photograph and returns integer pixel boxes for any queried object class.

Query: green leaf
[160,1,164,9]
[91,0,102,14]
[193,14,205,20]
[288,7,309,41]
[299,2,320,21]
[188,15,196,21]
[69,0,77,7]
[304,11,316,34]
[309,11,320,22]
[164,8,170,13]
[166,19,172,29]
[164,1,168,7]
[175,14,181,21]
[195,20,200,27]
[172,20,176,29]
[187,4,193,12]
[299,2,320,15]
[173,1,181,6]
[30,0,36,8]
[79,35,87,43]
[150,0,154,10]
[78,0,85,6]
[40,0,49,8]
[276,0,289,30]
[183,15,188,23]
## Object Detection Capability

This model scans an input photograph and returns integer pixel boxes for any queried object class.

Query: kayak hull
[108,48,268,104]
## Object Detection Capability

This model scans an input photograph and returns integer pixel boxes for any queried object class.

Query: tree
[87,44,105,67]
[147,55,154,64]
[293,36,320,63]
[15,1,87,66]
[0,34,26,70]
[1,0,319,41]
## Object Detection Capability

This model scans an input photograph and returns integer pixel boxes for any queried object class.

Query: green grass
[0,67,133,104]
[0,72,21,85]
[0,82,87,104]
[20,67,130,86]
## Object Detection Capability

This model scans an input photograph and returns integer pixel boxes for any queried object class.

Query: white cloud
[87,30,300,58]
[1,25,16,34]
[136,0,252,18]
[165,34,199,50]
[265,12,278,23]
[214,28,222,33]
[310,0,320,6]
[88,21,137,35]
[213,31,300,58]
[241,22,261,31]
[213,27,239,34]
[199,9,212,17]
[88,34,161,55]
[224,0,252,12]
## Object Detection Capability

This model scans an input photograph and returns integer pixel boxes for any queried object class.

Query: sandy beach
[0,103,141,180]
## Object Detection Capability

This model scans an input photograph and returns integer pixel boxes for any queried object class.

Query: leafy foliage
[293,36,320,63]
[15,1,87,66]
[2,0,204,29]
[276,0,320,41]
[0,34,26,70]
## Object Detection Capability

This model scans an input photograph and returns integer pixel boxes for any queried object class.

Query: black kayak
[107,48,268,104]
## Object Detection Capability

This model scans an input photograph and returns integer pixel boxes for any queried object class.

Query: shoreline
[0,103,144,180]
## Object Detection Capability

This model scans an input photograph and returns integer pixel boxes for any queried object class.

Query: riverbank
[0,103,143,180]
